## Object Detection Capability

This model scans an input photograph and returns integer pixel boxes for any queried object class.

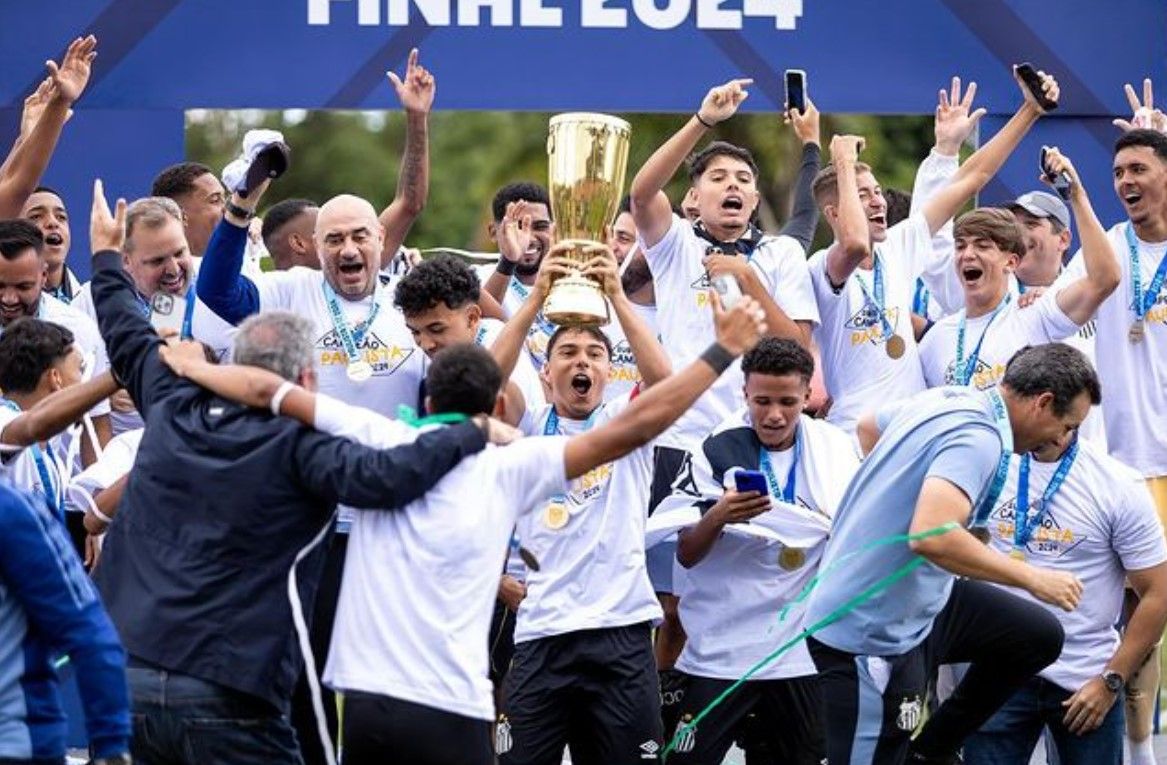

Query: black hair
[1002,344,1101,415]
[261,198,317,246]
[884,188,912,227]
[1115,129,1167,162]
[0,219,44,260]
[30,185,62,198]
[546,325,613,359]
[393,255,481,315]
[426,343,502,416]
[0,318,75,394]
[491,182,551,223]
[617,194,632,215]
[151,162,214,199]
[741,338,814,384]
[687,141,760,183]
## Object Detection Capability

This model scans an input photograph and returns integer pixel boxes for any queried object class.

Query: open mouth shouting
[336,259,367,288]
[570,372,593,398]
[960,264,986,288]
[158,270,187,294]
[721,194,744,213]
[43,232,65,249]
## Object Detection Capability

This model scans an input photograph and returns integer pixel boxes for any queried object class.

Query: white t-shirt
[982,439,1167,691]
[0,407,68,517]
[808,214,935,433]
[675,416,859,680]
[599,303,659,403]
[315,395,569,721]
[64,428,143,516]
[1058,223,1167,477]
[918,291,1080,390]
[642,215,819,449]
[514,397,663,642]
[37,293,111,420]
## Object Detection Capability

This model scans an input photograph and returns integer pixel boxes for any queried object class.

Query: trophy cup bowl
[544,112,631,327]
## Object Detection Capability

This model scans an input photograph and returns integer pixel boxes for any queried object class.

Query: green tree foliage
[187,108,946,255]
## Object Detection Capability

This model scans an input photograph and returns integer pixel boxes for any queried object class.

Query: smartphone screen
[785,69,807,114]
[734,469,769,496]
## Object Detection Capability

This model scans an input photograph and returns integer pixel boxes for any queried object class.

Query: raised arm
[823,135,872,285]
[565,292,764,478]
[630,79,753,248]
[379,48,434,266]
[584,244,671,387]
[89,181,187,415]
[482,200,537,303]
[1047,148,1121,324]
[0,37,96,217]
[777,98,823,253]
[490,250,570,382]
[922,68,1055,236]
[0,372,118,448]
[196,181,272,324]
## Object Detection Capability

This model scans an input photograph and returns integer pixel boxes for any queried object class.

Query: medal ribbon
[912,277,931,317]
[0,399,65,523]
[321,279,382,366]
[181,285,197,340]
[758,426,801,505]
[542,406,600,509]
[854,251,895,342]
[1013,441,1077,552]
[954,294,1011,386]
[1125,222,1167,320]
[972,388,1015,527]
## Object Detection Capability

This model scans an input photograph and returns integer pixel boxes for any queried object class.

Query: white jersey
[808,214,936,433]
[1057,223,1167,477]
[65,428,143,516]
[0,407,69,517]
[642,215,819,450]
[599,303,659,403]
[514,397,662,642]
[918,291,1079,390]
[36,293,111,420]
[983,439,1167,691]
[315,395,569,721]
[668,412,859,680]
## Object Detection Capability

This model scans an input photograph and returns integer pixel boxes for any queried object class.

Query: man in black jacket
[87,182,498,765]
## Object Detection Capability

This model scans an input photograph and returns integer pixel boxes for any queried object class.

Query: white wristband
[270,381,295,416]
[92,505,114,525]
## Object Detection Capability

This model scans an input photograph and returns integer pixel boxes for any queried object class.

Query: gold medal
[1009,547,1026,562]
[885,333,906,359]
[778,546,807,571]
[1129,319,1146,343]
[543,503,569,531]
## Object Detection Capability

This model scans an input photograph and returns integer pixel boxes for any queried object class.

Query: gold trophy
[544,112,631,326]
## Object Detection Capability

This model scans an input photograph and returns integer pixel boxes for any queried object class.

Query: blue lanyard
[475,325,487,345]
[321,279,381,363]
[954,294,1011,386]
[972,388,1015,526]
[854,251,894,340]
[758,428,801,504]
[0,400,64,523]
[543,406,600,504]
[912,277,931,316]
[1014,441,1078,551]
[510,277,530,301]
[1125,223,1167,319]
[510,277,557,349]
[181,285,197,340]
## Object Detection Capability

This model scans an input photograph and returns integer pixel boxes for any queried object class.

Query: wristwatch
[225,199,255,222]
[1101,670,1125,693]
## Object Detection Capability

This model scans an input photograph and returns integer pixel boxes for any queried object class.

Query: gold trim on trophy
[543,112,631,327]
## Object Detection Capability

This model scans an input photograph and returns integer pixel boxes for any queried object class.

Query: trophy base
[543,239,610,327]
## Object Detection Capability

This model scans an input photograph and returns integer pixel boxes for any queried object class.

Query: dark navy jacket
[89,250,486,710]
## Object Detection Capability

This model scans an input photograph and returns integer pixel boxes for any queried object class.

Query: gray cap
[1006,191,1071,230]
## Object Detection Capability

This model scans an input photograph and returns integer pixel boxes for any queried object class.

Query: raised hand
[1114,78,1167,134]
[580,244,621,297]
[89,179,126,254]
[934,76,986,154]
[1038,145,1080,189]
[19,78,71,139]
[532,247,577,300]
[698,78,753,126]
[46,35,97,105]
[784,96,820,146]
[498,201,534,264]
[1014,66,1060,114]
[829,134,866,164]
[387,48,435,115]
[711,292,766,356]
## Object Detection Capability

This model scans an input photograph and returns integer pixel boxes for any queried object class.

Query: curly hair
[741,338,814,384]
[0,318,75,394]
[393,255,481,316]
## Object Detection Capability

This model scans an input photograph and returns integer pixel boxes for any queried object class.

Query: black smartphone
[1016,63,1058,111]
[785,69,807,114]
[1040,146,1073,201]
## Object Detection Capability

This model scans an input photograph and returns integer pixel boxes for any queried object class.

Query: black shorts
[499,623,663,765]
[489,598,517,688]
[808,578,1063,764]
[341,690,494,765]
[666,673,824,765]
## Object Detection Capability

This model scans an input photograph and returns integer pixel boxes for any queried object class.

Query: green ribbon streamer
[661,521,960,762]
[395,405,468,429]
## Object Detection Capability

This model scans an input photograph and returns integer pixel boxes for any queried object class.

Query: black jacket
[89,251,486,710]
